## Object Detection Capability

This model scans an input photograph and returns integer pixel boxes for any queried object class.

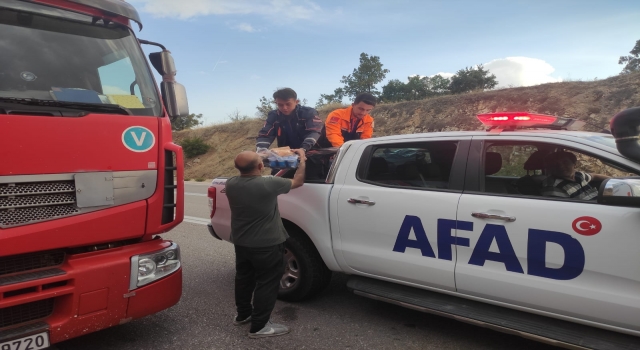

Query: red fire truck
[0,0,187,348]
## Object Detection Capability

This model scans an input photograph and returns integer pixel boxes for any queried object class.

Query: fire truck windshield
[0,0,162,116]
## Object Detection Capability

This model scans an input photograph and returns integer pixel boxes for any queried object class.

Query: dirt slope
[175,72,640,180]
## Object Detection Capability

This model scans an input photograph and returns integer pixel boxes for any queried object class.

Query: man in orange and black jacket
[318,93,376,148]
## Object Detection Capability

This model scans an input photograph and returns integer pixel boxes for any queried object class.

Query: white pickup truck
[208,110,640,349]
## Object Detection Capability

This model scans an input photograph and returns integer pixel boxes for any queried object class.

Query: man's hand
[292,149,306,164]
[291,149,306,189]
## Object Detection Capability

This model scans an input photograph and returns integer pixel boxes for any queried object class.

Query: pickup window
[359,141,458,190]
[481,141,639,199]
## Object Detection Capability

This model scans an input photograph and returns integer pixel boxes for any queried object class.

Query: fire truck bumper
[0,239,182,345]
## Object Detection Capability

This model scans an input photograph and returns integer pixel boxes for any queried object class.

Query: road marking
[184,192,207,197]
[183,215,210,226]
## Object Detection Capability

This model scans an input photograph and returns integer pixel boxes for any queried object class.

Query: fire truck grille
[0,181,79,228]
[0,182,75,196]
[0,194,76,209]
[0,251,65,277]
[0,298,54,329]
[0,205,80,227]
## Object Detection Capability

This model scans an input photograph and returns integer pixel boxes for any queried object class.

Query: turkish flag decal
[572,216,602,236]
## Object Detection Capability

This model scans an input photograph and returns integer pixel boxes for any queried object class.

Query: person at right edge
[318,92,376,148]
[225,149,306,338]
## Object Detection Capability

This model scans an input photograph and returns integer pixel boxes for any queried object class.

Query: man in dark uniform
[256,88,323,153]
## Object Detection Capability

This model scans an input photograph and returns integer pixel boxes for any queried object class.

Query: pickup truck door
[455,136,640,332]
[335,137,470,292]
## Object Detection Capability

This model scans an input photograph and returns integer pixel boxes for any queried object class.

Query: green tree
[180,137,210,158]
[255,96,275,119]
[426,74,451,95]
[381,75,451,103]
[619,39,640,74]
[380,79,407,102]
[340,53,390,99]
[316,88,345,108]
[171,113,203,131]
[228,108,250,122]
[405,75,431,100]
[448,65,498,94]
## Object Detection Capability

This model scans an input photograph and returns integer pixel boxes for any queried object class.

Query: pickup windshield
[0,0,161,116]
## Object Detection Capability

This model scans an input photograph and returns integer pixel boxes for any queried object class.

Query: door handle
[471,212,516,222]
[348,198,376,205]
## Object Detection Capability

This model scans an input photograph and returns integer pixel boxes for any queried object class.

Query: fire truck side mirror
[611,106,640,162]
[161,81,189,120]
[149,51,189,119]
[149,51,176,77]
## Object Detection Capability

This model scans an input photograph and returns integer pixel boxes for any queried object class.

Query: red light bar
[477,112,559,128]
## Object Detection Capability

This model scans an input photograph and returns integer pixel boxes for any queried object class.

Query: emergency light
[477,112,573,130]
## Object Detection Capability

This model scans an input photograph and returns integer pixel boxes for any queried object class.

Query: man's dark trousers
[234,243,284,333]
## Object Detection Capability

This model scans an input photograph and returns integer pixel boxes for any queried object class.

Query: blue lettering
[527,229,585,280]
[392,215,435,257]
[468,224,524,273]
[437,219,472,260]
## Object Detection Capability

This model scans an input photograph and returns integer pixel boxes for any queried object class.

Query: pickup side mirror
[149,51,189,120]
[611,106,640,162]
[598,178,640,207]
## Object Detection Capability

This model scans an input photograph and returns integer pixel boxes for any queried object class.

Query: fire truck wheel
[278,228,332,301]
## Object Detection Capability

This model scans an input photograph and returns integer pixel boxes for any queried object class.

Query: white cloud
[233,22,258,32]
[483,57,562,87]
[434,57,562,88]
[431,72,454,79]
[102,86,130,95]
[130,0,323,21]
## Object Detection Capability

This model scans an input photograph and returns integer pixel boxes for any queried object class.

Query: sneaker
[248,320,290,338]
[233,315,252,326]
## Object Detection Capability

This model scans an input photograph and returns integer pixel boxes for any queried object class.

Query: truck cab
[1,0,187,347]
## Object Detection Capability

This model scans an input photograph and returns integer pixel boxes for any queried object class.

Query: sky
[128,0,640,124]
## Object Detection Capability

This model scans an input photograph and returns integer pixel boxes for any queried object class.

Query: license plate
[0,332,49,350]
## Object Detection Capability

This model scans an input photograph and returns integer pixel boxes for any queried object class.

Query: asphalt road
[55,181,555,350]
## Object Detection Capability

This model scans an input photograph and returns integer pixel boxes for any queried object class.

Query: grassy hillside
[175,72,640,180]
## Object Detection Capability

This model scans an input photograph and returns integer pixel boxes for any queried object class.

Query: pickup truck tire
[278,228,332,301]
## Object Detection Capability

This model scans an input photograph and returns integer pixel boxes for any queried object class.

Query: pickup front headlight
[129,243,181,290]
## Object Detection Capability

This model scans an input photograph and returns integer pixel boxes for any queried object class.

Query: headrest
[369,157,388,175]
[485,152,502,175]
[397,162,420,179]
[524,150,551,170]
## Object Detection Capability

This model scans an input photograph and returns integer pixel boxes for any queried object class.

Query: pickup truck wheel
[278,229,332,301]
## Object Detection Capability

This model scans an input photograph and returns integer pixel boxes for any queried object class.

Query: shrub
[180,137,210,158]
[194,178,206,182]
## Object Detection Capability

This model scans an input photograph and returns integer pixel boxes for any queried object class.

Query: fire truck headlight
[130,243,181,290]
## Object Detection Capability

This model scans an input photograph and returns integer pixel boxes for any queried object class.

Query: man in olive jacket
[225,149,306,338]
